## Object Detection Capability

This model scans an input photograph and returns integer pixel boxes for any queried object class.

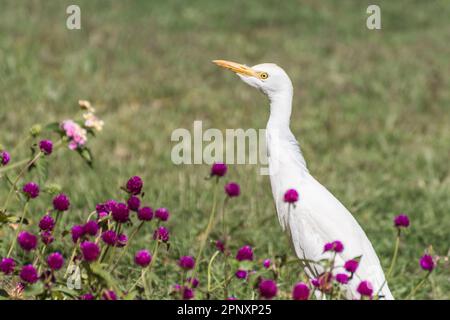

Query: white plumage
[214,60,393,299]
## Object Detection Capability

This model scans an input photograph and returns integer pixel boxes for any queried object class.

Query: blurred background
[0,0,449,298]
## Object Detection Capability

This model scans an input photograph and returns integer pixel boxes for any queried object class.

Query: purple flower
[186,277,199,288]
[227,296,238,300]
[336,273,349,284]
[263,259,271,269]
[394,214,410,228]
[52,193,70,211]
[155,207,170,221]
[111,202,129,223]
[39,215,55,231]
[80,241,100,262]
[127,196,141,212]
[323,240,344,253]
[20,265,39,283]
[96,199,116,215]
[236,245,253,261]
[0,258,15,275]
[71,225,85,243]
[179,256,195,270]
[182,287,194,300]
[311,278,320,288]
[283,189,299,203]
[344,259,359,273]
[39,140,53,155]
[211,162,227,177]
[47,252,64,270]
[41,231,54,245]
[135,250,152,267]
[357,280,373,297]
[126,176,143,195]
[0,151,10,166]
[83,220,99,236]
[235,269,247,279]
[102,290,117,300]
[17,231,38,251]
[153,226,170,242]
[101,230,118,246]
[419,254,435,271]
[225,182,240,197]
[23,182,40,199]
[259,279,277,299]
[215,240,225,253]
[80,293,95,300]
[117,234,128,247]
[137,206,153,221]
[292,282,310,300]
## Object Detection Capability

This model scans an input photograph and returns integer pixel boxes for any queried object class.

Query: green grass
[0,0,449,299]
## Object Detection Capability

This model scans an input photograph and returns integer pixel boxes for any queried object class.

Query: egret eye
[259,72,269,80]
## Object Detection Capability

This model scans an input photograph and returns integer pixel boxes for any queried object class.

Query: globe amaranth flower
[39,215,55,231]
[236,245,253,261]
[135,250,152,267]
[225,182,240,197]
[283,189,299,203]
[182,287,194,300]
[211,162,227,177]
[111,202,129,223]
[126,176,143,195]
[259,279,278,299]
[101,230,118,246]
[336,273,349,284]
[344,259,359,273]
[53,193,70,212]
[96,199,117,215]
[153,226,170,242]
[419,254,435,271]
[311,278,320,288]
[155,207,170,221]
[263,259,271,269]
[127,196,141,212]
[357,280,373,297]
[102,290,117,300]
[61,120,87,150]
[227,296,238,300]
[0,258,15,275]
[17,231,38,251]
[41,231,54,245]
[117,234,128,247]
[23,182,40,199]
[80,293,95,300]
[292,282,310,300]
[323,240,344,253]
[235,269,247,279]
[20,264,39,283]
[137,206,153,221]
[394,214,410,228]
[215,240,225,253]
[83,220,99,236]
[179,256,195,270]
[39,140,53,155]
[47,252,64,270]
[80,241,100,262]
[71,225,85,243]
[0,151,10,166]
[186,277,199,288]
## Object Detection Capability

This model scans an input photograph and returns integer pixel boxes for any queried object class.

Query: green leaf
[78,147,93,167]
[34,157,49,185]
[43,122,63,134]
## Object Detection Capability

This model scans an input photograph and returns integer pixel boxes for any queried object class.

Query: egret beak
[213,60,258,77]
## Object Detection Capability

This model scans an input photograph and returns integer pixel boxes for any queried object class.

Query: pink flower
[263,259,271,269]
[344,259,359,273]
[61,120,87,150]
[336,273,349,284]
[419,254,435,271]
[283,189,299,203]
[357,280,373,297]
[323,240,344,253]
[292,282,310,300]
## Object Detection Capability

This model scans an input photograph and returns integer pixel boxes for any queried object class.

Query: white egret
[213,60,394,300]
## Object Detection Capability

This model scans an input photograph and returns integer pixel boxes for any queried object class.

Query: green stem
[406,272,431,299]
[110,221,144,272]
[376,230,401,297]
[6,201,29,257]
[207,250,220,293]
[190,178,219,286]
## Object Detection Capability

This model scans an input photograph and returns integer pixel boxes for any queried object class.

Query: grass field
[0,0,449,299]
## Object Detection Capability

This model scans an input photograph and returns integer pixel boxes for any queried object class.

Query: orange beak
[212,60,258,77]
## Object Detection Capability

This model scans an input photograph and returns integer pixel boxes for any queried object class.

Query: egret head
[213,60,293,99]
